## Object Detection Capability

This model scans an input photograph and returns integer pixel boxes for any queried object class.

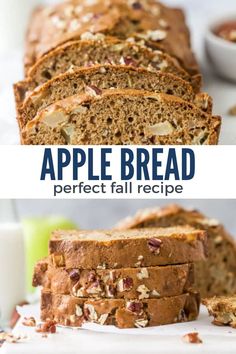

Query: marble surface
[1,0,236,144]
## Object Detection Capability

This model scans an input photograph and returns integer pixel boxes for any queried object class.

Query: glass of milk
[0,0,42,55]
[0,201,25,327]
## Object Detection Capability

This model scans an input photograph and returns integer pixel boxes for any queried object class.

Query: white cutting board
[2,305,236,354]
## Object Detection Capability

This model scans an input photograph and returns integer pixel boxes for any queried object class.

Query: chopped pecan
[182,332,203,344]
[147,238,162,254]
[87,280,102,294]
[134,318,149,328]
[126,301,143,314]
[84,304,98,322]
[69,269,80,282]
[22,317,36,327]
[36,320,57,334]
[98,314,109,325]
[117,277,133,292]
[120,56,138,67]
[106,284,116,297]
[85,85,102,96]
[137,268,149,280]
[137,284,150,299]
[87,271,97,283]
[131,2,143,10]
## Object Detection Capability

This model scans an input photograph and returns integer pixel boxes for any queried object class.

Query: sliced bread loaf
[24,0,199,77]
[21,89,221,145]
[116,205,236,297]
[24,37,201,93]
[41,291,200,328]
[203,296,236,328]
[33,258,195,299]
[15,65,211,124]
[48,226,207,269]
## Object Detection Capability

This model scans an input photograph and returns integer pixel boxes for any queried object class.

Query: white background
[0,145,235,238]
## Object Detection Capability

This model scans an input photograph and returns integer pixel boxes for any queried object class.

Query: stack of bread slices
[33,226,207,328]
[14,0,221,145]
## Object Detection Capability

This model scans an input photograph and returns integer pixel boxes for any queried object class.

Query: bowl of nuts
[205,14,236,81]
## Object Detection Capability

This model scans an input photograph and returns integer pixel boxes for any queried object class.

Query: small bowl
[205,14,236,82]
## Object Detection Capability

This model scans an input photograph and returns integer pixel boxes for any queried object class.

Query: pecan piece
[182,332,203,344]
[147,238,162,254]
[134,319,149,328]
[132,2,142,10]
[87,271,97,283]
[120,56,138,67]
[117,277,133,292]
[36,320,57,334]
[22,317,36,327]
[126,301,143,315]
[69,269,80,282]
[85,85,102,96]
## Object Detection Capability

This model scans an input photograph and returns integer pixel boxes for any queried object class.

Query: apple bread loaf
[41,291,200,328]
[20,89,221,145]
[203,296,236,328]
[33,258,195,299]
[23,36,201,94]
[15,65,212,124]
[24,0,199,78]
[116,204,236,297]
[48,226,207,269]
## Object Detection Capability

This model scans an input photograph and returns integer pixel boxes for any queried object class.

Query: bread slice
[20,89,221,145]
[116,205,236,297]
[24,0,199,77]
[203,296,236,328]
[48,226,207,270]
[33,258,195,299]
[41,291,200,328]
[24,37,201,93]
[15,65,212,124]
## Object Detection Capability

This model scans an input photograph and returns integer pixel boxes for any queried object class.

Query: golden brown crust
[48,226,208,269]
[116,205,236,297]
[24,0,199,77]
[33,258,195,299]
[41,291,200,328]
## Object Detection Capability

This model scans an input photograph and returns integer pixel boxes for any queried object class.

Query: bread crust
[33,258,195,299]
[24,0,199,77]
[41,291,200,328]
